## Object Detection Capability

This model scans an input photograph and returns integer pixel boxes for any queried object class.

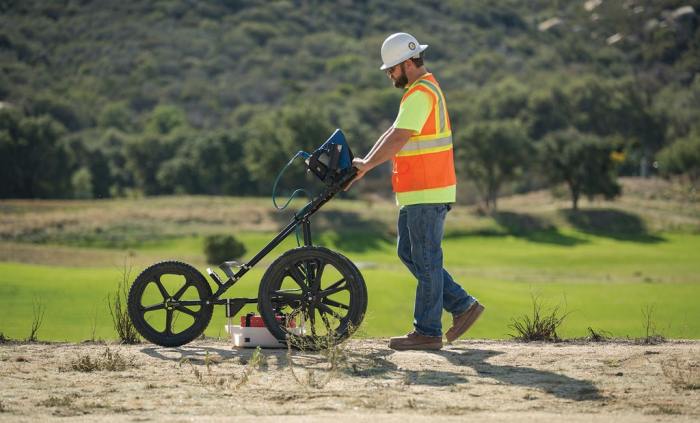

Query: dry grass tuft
[285,317,352,389]
[509,295,569,342]
[178,350,260,390]
[179,357,204,384]
[108,262,140,344]
[638,305,666,345]
[178,348,243,389]
[586,326,612,342]
[26,297,45,342]
[234,347,265,388]
[61,347,137,372]
[36,394,78,408]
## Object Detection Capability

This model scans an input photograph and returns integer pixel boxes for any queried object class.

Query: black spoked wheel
[128,261,213,347]
[258,247,367,349]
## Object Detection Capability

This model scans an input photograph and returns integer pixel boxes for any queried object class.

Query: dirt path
[1,339,698,422]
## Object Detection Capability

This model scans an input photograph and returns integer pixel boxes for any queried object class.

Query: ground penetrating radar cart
[127,130,367,349]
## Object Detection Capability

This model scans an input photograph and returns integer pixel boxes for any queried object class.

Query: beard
[392,63,409,89]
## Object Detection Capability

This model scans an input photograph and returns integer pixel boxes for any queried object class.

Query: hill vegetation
[1,0,699,206]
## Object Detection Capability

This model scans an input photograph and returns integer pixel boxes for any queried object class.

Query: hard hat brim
[380,44,429,70]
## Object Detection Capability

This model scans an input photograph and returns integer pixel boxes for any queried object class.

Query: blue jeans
[397,203,476,337]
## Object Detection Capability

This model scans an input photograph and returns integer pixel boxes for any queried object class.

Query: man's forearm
[364,127,412,170]
[365,127,391,160]
[347,127,412,191]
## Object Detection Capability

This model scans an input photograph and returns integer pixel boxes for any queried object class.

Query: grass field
[1,179,699,342]
[1,230,698,342]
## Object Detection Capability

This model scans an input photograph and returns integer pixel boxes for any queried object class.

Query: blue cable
[271,151,312,246]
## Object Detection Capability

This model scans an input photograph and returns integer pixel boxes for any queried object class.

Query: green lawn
[1,230,698,341]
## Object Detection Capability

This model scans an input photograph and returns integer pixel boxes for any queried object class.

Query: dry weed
[638,305,665,345]
[108,262,140,344]
[285,316,351,389]
[61,347,136,372]
[179,357,205,384]
[88,304,99,342]
[234,347,265,388]
[509,295,568,342]
[178,350,259,390]
[36,394,78,408]
[27,297,45,342]
[586,327,612,342]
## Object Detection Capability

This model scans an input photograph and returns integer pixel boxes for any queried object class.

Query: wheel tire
[128,261,213,347]
[258,247,367,349]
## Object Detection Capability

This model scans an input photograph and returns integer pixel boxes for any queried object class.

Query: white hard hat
[380,32,428,70]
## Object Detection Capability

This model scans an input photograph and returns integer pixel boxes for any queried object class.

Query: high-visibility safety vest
[393,73,456,206]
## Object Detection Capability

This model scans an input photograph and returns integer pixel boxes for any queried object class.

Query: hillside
[1,0,699,200]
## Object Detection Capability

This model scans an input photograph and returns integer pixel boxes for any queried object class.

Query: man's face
[385,62,408,89]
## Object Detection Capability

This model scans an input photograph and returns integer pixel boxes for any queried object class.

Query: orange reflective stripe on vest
[392,73,456,204]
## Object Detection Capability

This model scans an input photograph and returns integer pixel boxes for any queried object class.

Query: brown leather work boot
[445,301,485,343]
[389,331,443,351]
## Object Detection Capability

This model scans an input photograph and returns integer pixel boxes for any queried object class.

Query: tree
[157,132,253,195]
[0,109,72,198]
[125,105,190,195]
[565,77,666,177]
[657,134,700,185]
[125,130,187,195]
[62,131,116,199]
[29,94,89,132]
[98,101,135,132]
[523,87,570,140]
[540,129,621,210]
[71,167,94,199]
[244,104,334,194]
[145,105,188,135]
[478,77,530,120]
[456,120,532,211]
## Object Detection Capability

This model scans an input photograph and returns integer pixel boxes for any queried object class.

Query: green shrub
[203,234,246,265]
[657,135,700,184]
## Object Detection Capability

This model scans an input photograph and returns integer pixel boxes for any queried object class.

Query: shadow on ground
[343,348,470,386]
[141,343,603,401]
[140,345,291,370]
[269,209,392,253]
[443,348,603,401]
[343,347,602,400]
[445,211,587,246]
[561,209,665,243]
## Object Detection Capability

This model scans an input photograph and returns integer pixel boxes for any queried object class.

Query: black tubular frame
[202,168,358,317]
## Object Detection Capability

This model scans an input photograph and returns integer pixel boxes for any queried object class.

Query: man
[347,32,484,351]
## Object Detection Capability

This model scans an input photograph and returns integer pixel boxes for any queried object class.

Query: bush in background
[204,234,246,265]
[657,135,700,186]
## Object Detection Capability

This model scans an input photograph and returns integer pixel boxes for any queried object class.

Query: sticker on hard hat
[409,42,416,50]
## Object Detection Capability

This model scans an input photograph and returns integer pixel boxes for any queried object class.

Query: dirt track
[1,339,698,422]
